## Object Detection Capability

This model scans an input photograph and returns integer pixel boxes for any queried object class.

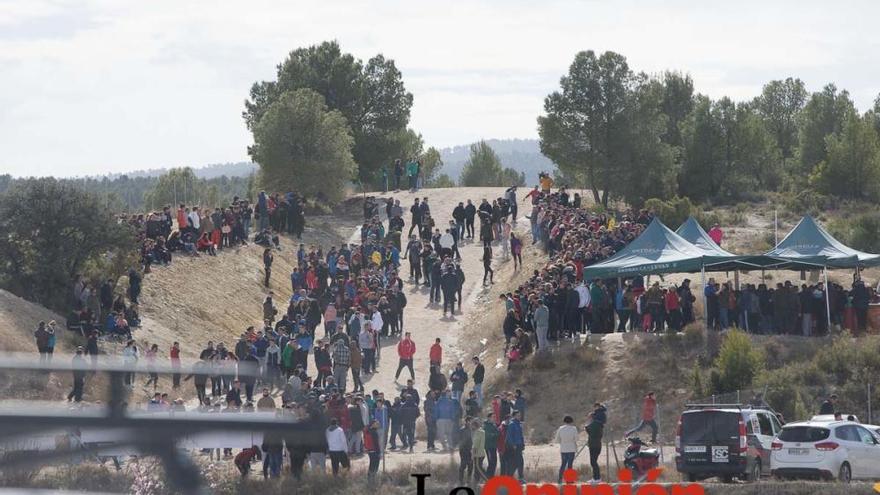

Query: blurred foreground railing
[0,353,323,494]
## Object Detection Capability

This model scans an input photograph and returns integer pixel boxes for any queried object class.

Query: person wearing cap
[624,391,658,443]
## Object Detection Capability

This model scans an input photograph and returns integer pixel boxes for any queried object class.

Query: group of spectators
[703,277,877,336]
[132,191,305,270]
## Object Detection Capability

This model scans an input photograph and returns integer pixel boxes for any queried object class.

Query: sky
[1,0,879,178]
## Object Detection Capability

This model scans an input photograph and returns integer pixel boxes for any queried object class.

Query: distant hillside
[440,139,556,185]
[106,162,256,180]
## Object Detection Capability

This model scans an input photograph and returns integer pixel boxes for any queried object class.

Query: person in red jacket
[429,338,442,368]
[624,391,658,443]
[364,419,381,481]
[395,332,416,381]
[234,446,262,477]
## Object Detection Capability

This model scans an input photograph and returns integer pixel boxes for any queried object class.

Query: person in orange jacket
[395,332,416,381]
[624,391,658,443]
[429,338,442,368]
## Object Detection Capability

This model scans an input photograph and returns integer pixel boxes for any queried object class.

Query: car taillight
[738,419,747,453]
[675,416,682,453]
[771,441,783,450]
[815,442,839,451]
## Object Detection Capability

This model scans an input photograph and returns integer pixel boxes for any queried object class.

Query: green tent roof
[582,218,736,279]
[763,216,880,268]
[676,217,738,257]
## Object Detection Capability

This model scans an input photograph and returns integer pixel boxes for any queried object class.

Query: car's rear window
[681,411,740,445]
[779,426,830,442]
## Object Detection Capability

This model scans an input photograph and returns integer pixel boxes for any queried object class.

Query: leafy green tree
[0,174,11,195]
[144,168,202,208]
[810,113,880,200]
[733,105,783,190]
[659,71,694,148]
[754,78,807,167]
[0,179,137,310]
[538,50,674,207]
[679,96,724,200]
[249,89,356,204]
[244,41,412,183]
[620,79,678,205]
[680,96,781,201]
[499,167,526,187]
[797,84,857,177]
[873,95,880,135]
[430,174,456,188]
[460,141,505,186]
[419,147,445,186]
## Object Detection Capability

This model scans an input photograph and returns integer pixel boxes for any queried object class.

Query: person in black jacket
[464,200,477,239]
[472,356,485,406]
[67,348,86,402]
[408,198,422,238]
[452,202,466,240]
[441,264,459,317]
[400,395,421,452]
[819,394,837,415]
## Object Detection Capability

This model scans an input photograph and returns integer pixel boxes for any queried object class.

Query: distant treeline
[0,171,251,213]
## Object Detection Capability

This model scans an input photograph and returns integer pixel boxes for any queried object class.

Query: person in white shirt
[576,282,591,335]
[188,207,201,232]
[555,415,579,482]
[325,418,350,476]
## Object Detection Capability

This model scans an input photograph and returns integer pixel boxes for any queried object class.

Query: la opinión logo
[412,468,705,495]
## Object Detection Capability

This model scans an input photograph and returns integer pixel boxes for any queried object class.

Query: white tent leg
[824,266,832,331]
[701,265,707,330]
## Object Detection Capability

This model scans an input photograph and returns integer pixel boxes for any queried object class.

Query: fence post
[712,395,716,405]
[736,390,740,404]
[868,383,873,425]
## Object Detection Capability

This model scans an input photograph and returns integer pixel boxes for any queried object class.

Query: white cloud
[1,0,879,176]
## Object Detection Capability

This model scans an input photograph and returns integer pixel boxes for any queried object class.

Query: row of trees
[539,50,880,206]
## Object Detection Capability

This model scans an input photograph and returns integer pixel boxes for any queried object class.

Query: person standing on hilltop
[395,332,416,381]
[407,198,422,238]
[464,199,477,240]
[429,338,442,369]
[262,248,273,288]
[708,223,723,246]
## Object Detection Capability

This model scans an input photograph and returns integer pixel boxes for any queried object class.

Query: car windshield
[778,426,830,442]
[681,411,740,445]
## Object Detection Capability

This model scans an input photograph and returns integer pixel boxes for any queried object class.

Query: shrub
[829,211,880,253]
[710,330,765,393]
[682,324,705,349]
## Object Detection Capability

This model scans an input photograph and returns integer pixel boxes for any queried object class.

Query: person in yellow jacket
[539,173,554,194]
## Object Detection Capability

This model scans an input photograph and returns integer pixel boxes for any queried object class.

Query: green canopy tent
[758,215,880,329]
[764,215,880,268]
[581,217,737,280]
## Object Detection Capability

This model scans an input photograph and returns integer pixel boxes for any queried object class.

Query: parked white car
[771,420,880,482]
[811,414,860,423]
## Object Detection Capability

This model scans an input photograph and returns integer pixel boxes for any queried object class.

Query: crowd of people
[132,191,306,271]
